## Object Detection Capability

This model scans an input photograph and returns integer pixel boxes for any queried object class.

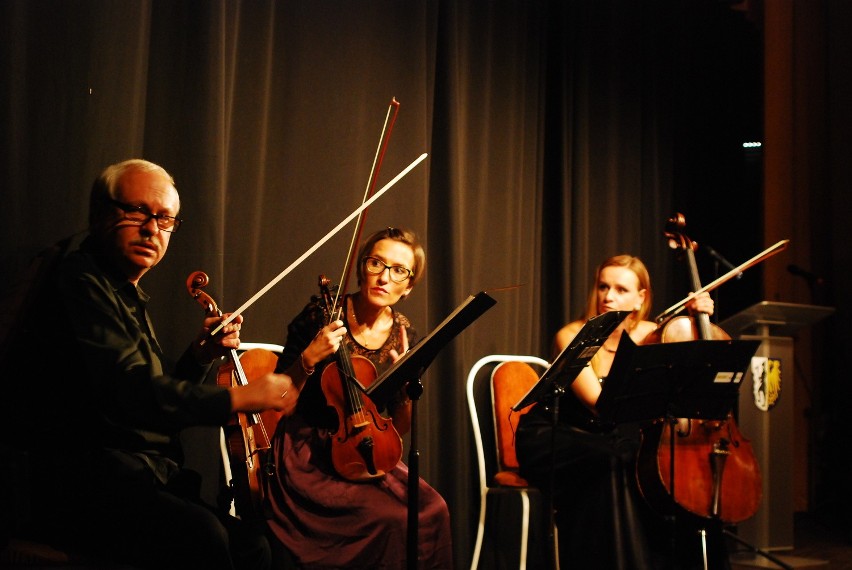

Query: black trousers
[34,449,271,570]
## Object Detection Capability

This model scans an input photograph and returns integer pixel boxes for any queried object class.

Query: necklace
[351,311,370,347]
[601,342,619,353]
[351,308,389,349]
[348,296,370,348]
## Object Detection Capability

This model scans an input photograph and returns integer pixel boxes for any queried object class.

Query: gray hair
[88,159,177,229]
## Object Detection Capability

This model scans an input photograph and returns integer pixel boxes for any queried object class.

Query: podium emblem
[750,356,781,411]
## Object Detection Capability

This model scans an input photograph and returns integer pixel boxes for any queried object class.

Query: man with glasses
[10,159,293,569]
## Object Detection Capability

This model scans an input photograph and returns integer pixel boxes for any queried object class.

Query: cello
[186,271,276,519]
[637,213,763,525]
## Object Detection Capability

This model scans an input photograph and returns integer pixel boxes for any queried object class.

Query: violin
[186,271,275,519]
[318,275,403,482]
[637,213,762,524]
[300,99,404,482]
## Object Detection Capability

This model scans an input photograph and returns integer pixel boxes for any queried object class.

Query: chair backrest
[467,355,549,491]
[491,361,542,472]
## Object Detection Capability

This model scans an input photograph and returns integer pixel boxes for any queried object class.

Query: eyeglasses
[107,199,182,233]
[363,256,412,283]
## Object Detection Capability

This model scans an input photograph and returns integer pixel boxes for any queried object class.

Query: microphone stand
[703,244,740,323]
[703,244,741,281]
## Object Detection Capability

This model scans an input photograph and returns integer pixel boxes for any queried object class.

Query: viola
[318,276,402,482]
[636,213,762,525]
[186,271,275,519]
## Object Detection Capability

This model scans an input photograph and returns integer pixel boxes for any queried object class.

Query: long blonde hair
[582,255,653,378]
[584,254,653,325]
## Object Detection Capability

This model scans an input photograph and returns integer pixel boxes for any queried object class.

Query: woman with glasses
[265,227,453,569]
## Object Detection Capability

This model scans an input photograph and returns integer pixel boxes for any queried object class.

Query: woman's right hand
[301,319,347,370]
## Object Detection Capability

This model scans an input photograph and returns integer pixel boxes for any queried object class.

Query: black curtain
[8,1,847,567]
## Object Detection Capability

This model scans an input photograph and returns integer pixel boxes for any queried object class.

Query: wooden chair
[466,355,555,570]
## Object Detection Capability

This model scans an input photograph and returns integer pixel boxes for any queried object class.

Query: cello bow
[654,238,790,326]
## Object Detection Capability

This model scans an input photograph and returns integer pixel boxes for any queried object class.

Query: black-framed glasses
[107,199,183,233]
[362,256,412,283]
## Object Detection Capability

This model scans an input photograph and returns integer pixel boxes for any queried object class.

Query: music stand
[597,334,760,424]
[360,291,497,570]
[512,310,631,413]
[509,310,629,569]
[597,335,765,570]
[362,291,497,406]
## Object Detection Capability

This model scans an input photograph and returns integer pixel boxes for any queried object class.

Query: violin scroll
[186,270,219,316]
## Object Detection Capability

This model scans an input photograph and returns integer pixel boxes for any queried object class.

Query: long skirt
[264,415,454,570]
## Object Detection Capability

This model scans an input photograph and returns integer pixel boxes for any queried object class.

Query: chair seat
[493,470,529,487]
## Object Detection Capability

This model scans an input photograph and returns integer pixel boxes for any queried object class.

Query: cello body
[636,214,762,524]
[642,314,729,344]
[637,412,762,524]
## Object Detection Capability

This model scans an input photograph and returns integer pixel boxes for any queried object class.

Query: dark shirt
[6,235,231,483]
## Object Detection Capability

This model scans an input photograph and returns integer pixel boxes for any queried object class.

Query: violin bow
[332,97,401,315]
[654,238,790,325]
[209,150,427,338]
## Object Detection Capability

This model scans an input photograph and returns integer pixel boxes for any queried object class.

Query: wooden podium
[720,301,834,552]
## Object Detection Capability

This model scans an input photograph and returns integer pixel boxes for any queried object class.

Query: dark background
[2,1,849,566]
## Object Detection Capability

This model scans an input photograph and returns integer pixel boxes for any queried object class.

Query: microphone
[704,244,742,279]
[787,264,825,286]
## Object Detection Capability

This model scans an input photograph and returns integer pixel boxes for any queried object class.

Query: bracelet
[300,352,315,376]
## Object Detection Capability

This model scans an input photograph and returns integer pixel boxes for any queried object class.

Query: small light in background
[742,141,762,162]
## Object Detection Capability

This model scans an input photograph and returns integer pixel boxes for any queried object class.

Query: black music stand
[510,310,630,569]
[361,291,496,570]
[512,310,631,413]
[597,334,760,424]
[596,335,788,570]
